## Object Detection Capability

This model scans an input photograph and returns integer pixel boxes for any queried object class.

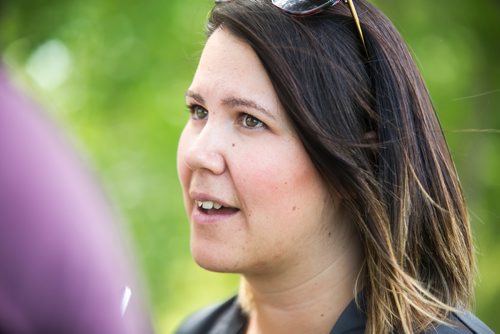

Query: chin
[191,239,243,273]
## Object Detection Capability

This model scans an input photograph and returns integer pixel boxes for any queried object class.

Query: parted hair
[207,0,475,333]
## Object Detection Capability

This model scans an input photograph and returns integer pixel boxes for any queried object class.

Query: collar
[207,293,366,334]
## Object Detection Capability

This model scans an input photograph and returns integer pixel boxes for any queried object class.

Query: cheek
[234,139,325,223]
[177,127,192,199]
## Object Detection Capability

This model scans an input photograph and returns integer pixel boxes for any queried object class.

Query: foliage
[1,0,498,332]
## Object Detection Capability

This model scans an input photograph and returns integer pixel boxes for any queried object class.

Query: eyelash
[186,104,267,130]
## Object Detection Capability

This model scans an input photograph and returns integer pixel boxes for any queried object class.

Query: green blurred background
[0,0,498,332]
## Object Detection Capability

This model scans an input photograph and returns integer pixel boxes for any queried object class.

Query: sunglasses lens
[272,0,339,15]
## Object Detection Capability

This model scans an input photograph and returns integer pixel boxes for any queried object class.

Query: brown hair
[207,0,475,332]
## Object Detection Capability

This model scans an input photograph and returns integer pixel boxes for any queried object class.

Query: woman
[176,0,493,333]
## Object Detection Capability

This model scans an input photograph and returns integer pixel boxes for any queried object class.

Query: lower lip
[191,206,239,225]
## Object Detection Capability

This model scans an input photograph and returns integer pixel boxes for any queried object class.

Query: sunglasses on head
[215,0,366,52]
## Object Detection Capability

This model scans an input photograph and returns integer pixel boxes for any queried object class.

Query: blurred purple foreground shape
[0,66,153,333]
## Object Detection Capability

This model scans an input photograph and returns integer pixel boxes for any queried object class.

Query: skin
[177,28,364,334]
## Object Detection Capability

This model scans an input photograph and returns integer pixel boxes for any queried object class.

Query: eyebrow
[185,90,205,104]
[185,90,276,121]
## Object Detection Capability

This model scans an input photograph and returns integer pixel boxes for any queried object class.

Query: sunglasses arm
[345,0,367,54]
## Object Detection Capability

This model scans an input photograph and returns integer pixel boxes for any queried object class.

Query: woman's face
[177,28,337,276]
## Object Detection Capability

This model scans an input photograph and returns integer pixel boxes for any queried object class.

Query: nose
[183,123,226,175]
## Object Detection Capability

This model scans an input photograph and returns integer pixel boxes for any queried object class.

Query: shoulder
[424,311,494,334]
[175,296,246,334]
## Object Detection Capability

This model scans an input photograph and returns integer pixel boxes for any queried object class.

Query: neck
[241,233,364,334]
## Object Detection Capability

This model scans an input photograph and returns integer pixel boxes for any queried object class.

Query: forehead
[189,28,279,108]
[195,28,258,79]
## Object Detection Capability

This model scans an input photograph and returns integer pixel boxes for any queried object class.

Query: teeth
[196,200,223,210]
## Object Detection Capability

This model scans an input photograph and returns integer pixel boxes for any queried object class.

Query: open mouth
[195,200,240,216]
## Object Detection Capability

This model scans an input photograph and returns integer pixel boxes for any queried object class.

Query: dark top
[176,295,494,334]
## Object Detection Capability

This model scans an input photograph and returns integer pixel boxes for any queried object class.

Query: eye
[240,114,265,129]
[188,104,208,121]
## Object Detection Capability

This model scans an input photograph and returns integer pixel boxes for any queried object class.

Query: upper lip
[189,191,238,209]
